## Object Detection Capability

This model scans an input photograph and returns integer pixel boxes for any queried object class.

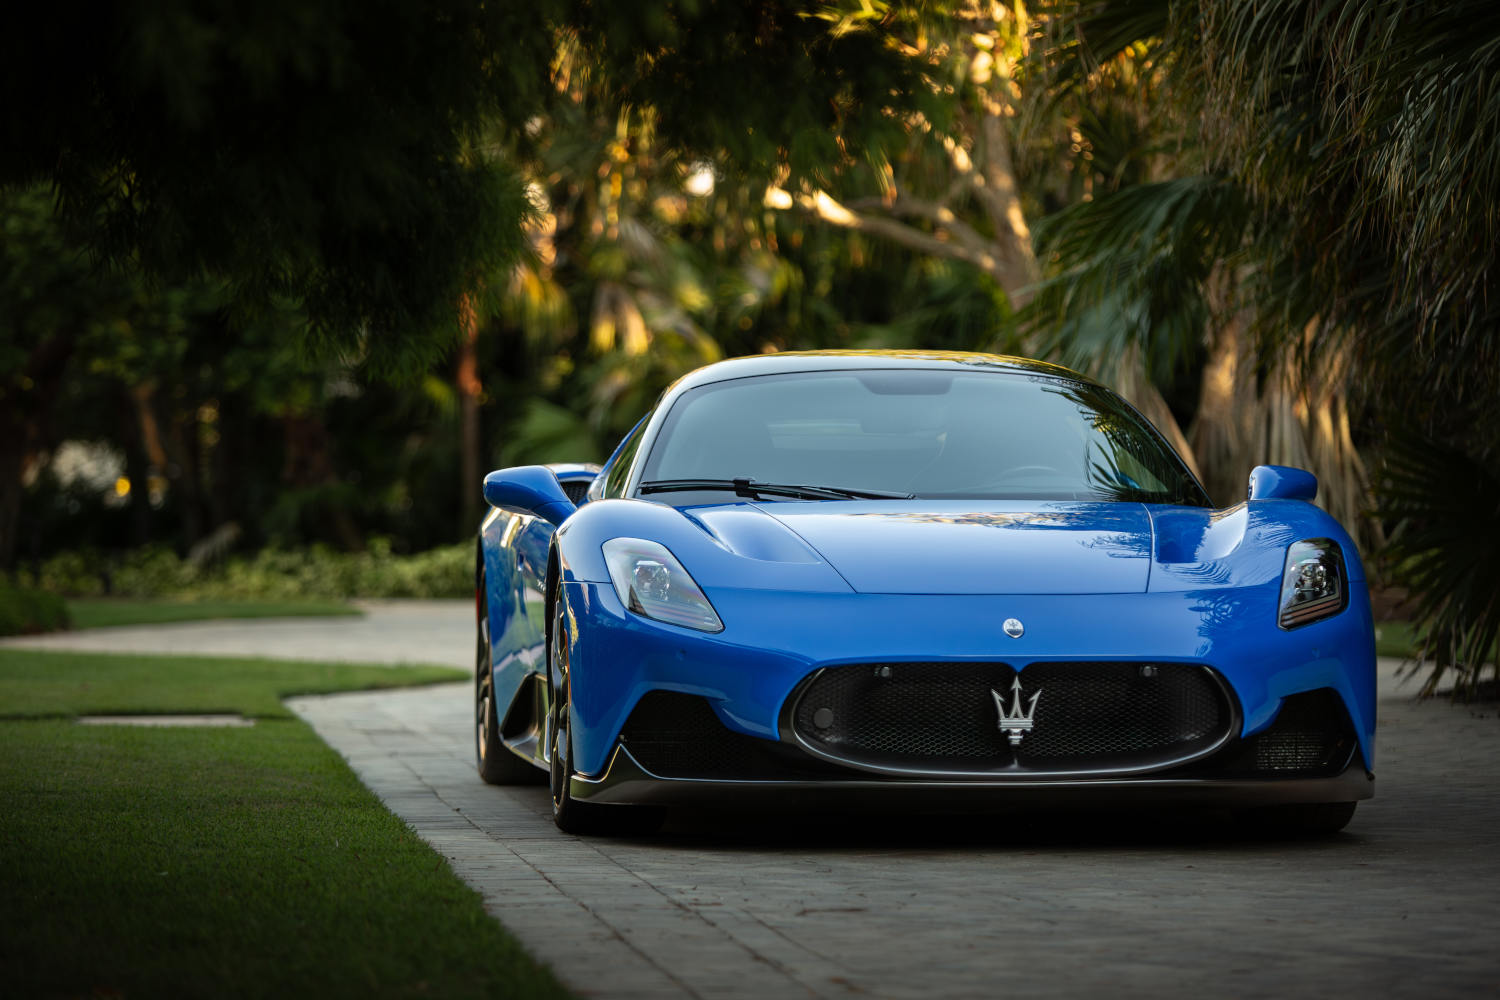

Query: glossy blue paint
[479,351,1376,801]
[479,507,554,720]
[550,494,1376,777]
[759,502,1153,594]
[483,465,576,526]
[1248,464,1319,502]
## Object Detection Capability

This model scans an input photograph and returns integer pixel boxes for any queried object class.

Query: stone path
[290,659,1500,1000]
[0,599,472,666]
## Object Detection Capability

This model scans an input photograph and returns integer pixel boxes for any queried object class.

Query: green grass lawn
[0,649,570,999]
[67,597,362,630]
[1374,621,1418,659]
[1373,620,1499,664]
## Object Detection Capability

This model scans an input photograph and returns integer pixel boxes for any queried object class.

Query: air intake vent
[560,480,590,505]
[1218,689,1357,775]
[620,691,846,780]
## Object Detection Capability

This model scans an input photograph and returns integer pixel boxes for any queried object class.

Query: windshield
[636,369,1208,505]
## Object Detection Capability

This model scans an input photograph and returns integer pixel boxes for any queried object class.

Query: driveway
[279,609,1498,999]
[291,666,1498,999]
[18,603,1497,997]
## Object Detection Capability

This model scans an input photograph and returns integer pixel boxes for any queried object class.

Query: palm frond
[1024,175,1250,381]
[1378,432,1500,697]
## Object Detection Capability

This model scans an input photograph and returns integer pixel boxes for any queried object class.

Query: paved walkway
[291,671,1500,996]
[0,599,473,666]
[16,604,1498,997]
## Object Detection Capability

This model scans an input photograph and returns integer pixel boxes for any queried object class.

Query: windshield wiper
[639,478,913,501]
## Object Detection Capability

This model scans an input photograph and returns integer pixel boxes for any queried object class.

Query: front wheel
[1234,801,1357,836]
[548,582,662,836]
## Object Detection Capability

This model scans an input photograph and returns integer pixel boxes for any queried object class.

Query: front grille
[1216,689,1358,776]
[620,691,845,780]
[792,661,1232,774]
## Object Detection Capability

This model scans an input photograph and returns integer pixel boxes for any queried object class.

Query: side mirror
[1248,465,1318,502]
[483,466,577,526]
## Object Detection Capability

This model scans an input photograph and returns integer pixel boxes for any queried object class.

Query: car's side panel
[481,509,553,735]
[479,465,601,757]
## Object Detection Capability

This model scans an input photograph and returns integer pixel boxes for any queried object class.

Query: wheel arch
[544,543,561,653]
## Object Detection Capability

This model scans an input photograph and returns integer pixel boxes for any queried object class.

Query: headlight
[1278,538,1347,629]
[602,538,724,633]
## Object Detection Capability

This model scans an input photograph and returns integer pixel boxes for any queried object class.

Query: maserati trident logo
[1002,617,1025,638]
[992,676,1041,747]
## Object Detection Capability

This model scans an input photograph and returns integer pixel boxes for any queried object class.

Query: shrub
[34,542,473,601]
[0,584,70,636]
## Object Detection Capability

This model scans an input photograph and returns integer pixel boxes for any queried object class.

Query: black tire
[547,580,662,836]
[476,574,543,785]
[1234,801,1357,836]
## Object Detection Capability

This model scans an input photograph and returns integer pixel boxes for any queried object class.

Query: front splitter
[570,744,1374,810]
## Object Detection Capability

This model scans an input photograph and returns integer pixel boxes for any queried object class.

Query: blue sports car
[475,351,1374,835]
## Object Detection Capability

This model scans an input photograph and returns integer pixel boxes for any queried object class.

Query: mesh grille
[560,480,591,505]
[796,662,1014,762]
[1218,689,1357,775]
[620,691,842,780]
[793,661,1231,774]
[1014,662,1226,766]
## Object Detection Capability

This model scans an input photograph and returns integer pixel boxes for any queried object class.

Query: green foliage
[0,583,69,636]
[3,2,935,366]
[1378,435,1500,697]
[36,542,472,601]
[1192,1,1500,375]
[1028,1,1500,693]
[5,4,981,572]
[1036,0,1500,417]
[1028,176,1250,381]
[0,650,561,999]
[3,1,538,369]
[573,0,935,187]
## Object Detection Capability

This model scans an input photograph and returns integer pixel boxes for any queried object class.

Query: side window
[593,418,648,500]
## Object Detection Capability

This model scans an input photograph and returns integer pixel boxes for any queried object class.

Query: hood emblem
[992,676,1041,747]
[1003,617,1025,638]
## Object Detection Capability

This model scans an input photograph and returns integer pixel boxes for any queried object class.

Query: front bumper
[560,580,1378,780]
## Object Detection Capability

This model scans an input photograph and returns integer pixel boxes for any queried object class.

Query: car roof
[663,350,1095,398]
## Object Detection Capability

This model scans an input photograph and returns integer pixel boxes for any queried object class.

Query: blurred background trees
[3,1,1496,691]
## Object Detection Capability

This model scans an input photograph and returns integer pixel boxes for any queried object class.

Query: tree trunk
[209,393,241,534]
[169,408,206,548]
[0,432,26,576]
[1188,319,1254,507]
[118,387,152,546]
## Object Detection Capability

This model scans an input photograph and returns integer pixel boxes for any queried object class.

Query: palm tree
[1029,0,1500,694]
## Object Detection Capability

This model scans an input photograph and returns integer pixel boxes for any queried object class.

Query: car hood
[739,500,1155,595]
